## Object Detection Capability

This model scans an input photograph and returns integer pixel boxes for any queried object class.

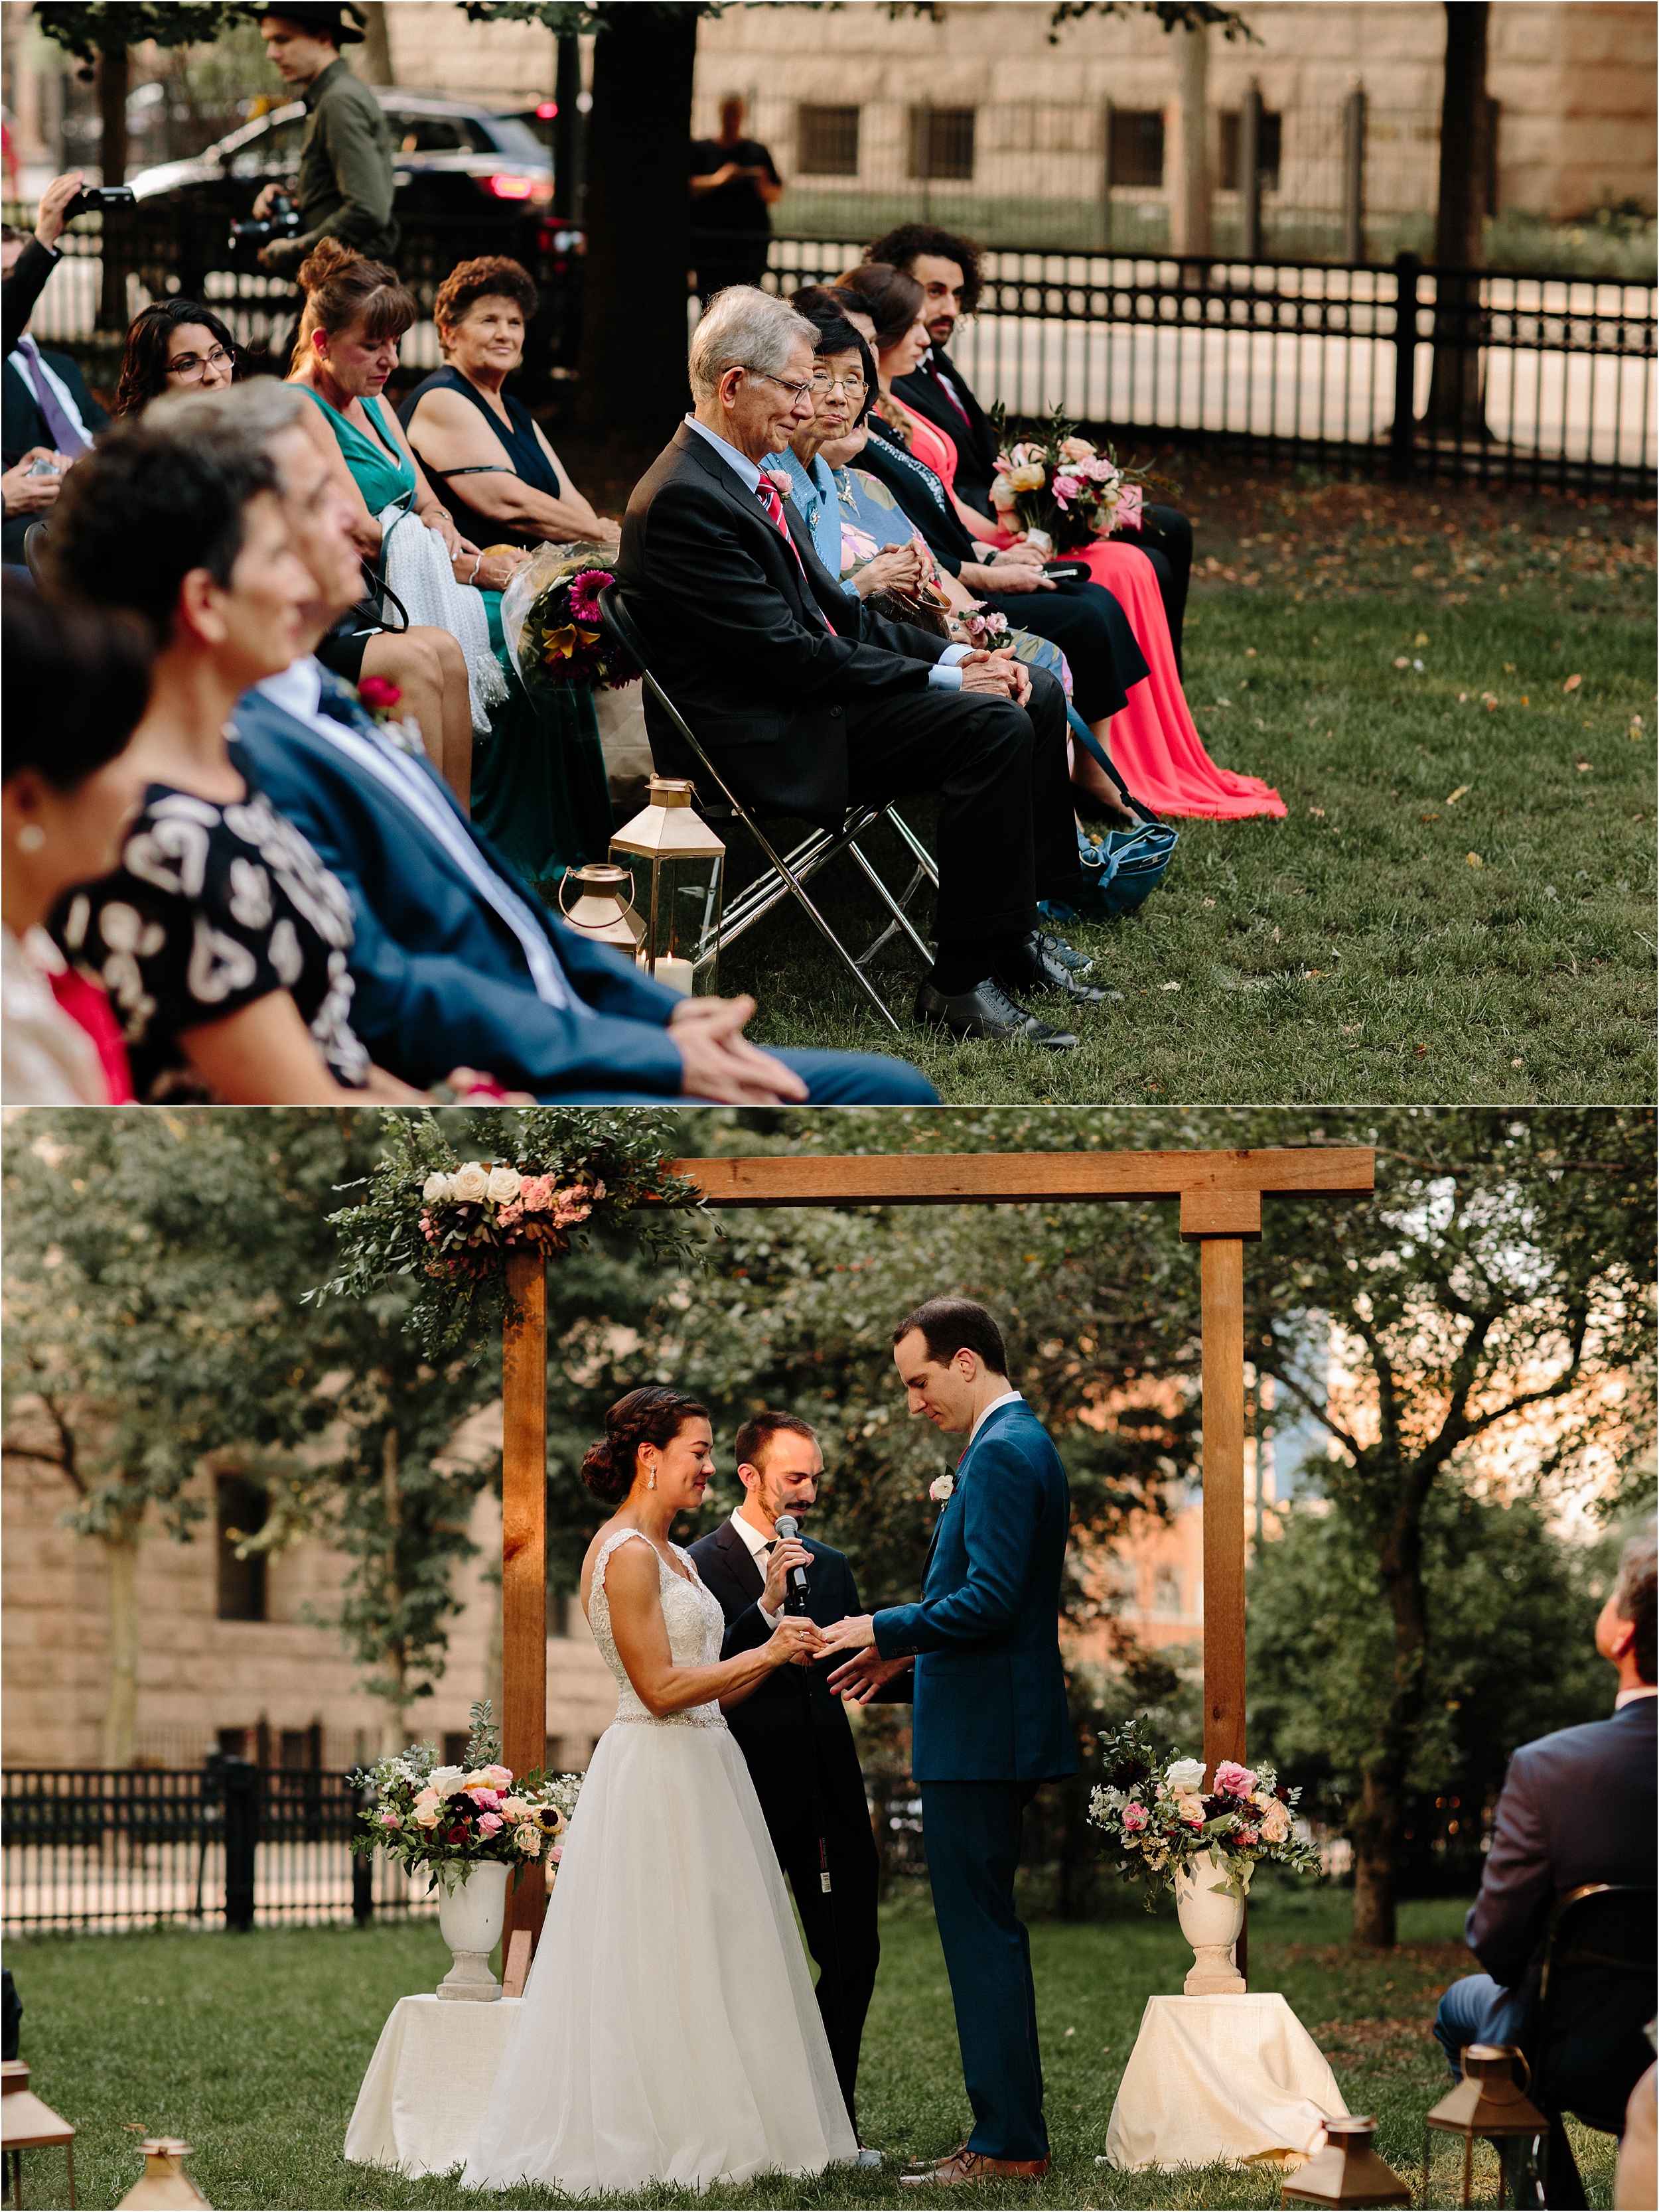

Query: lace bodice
[587,1529,729,1730]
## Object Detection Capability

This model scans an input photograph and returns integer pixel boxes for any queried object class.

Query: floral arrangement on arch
[1086,1716,1321,1904]
[352,1701,583,1897]
[987,403,1154,554]
[499,541,640,699]
[309,1108,709,1359]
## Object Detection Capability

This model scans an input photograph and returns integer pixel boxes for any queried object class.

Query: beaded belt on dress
[611,1706,728,1731]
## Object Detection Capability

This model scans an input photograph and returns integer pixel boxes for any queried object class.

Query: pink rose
[476,1812,504,1837]
[518,1174,555,1211]
[553,1186,594,1226]
[1214,1761,1258,1799]
[483,1763,513,1789]
[496,1201,523,1227]
[549,1842,563,1862]
[1052,474,1081,500]
[469,1789,500,1811]
[379,1809,401,1828]
[1121,1803,1149,1832]
[1236,1828,1260,1846]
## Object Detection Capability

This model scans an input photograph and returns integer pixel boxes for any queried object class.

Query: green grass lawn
[709,487,1654,1106]
[5,1880,1617,2209]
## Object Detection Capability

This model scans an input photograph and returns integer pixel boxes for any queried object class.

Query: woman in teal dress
[399,255,617,891]
[286,237,500,812]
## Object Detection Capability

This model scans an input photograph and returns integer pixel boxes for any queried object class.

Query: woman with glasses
[113,300,238,418]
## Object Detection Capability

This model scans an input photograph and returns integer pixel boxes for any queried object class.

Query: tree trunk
[576,5,699,456]
[1169,23,1210,262]
[380,1424,406,1752]
[101,1534,141,1769]
[1350,1486,1433,1947]
[1424,3,1490,435]
[356,3,395,86]
[96,42,129,332]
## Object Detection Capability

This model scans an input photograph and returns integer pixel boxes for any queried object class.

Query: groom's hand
[818,1614,877,1654]
[827,1650,914,1706]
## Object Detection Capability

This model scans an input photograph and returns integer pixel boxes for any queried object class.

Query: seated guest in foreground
[112,299,237,417]
[287,236,494,808]
[399,253,614,887]
[617,286,1108,1048]
[43,418,429,1105]
[182,382,940,1103]
[2,585,148,1103]
[1433,1525,1656,2180]
[865,222,1194,673]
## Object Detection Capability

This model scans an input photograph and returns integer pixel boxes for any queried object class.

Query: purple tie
[14,336,90,456]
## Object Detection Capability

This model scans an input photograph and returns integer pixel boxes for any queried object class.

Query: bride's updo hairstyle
[581,1387,710,1505]
[289,235,417,372]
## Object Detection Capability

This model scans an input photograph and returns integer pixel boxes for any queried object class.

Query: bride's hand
[763,1615,826,1669]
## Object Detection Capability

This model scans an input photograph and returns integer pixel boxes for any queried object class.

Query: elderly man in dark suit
[617,285,1108,1048]
[867,222,1195,674]
[1434,1524,1656,2196]
[687,1413,887,2158]
[1,174,108,569]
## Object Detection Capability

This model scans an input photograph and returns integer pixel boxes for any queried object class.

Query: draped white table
[1102,1992,1348,2172]
[344,1994,522,2178]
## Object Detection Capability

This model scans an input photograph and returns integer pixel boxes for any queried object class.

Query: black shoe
[993,931,1114,1006]
[915,977,1078,1047]
[1037,928,1092,975]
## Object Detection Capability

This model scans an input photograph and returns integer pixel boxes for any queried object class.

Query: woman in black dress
[399,255,614,887]
[42,415,428,1104]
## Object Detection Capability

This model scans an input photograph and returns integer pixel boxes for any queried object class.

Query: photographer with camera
[2,180,110,568]
[248,7,397,281]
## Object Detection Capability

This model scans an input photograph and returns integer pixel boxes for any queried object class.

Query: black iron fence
[18,214,1652,496]
[1,1764,438,1935]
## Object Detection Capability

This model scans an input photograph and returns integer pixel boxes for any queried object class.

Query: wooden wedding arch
[497,1146,1375,1957]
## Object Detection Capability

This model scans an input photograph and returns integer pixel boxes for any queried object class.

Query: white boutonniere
[929,1474,955,1503]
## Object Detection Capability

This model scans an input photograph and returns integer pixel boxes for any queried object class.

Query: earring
[15,825,45,853]
[646,1461,657,1491]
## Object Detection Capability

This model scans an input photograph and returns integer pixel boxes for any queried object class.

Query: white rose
[486,1165,522,1204]
[1166,1758,1205,1796]
[421,1172,452,1205]
[429,1766,467,1799]
[450,1162,490,1204]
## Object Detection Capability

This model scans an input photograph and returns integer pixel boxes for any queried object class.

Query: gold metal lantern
[557,864,647,957]
[116,2136,211,2209]
[1422,2043,1547,2209]
[1281,2116,1413,2209]
[609,778,725,995]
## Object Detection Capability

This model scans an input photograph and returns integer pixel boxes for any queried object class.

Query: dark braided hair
[581,1387,710,1505]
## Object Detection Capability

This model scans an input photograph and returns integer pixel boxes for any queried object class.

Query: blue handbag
[1041,712,1179,924]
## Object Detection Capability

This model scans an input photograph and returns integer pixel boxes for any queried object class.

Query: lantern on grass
[609,778,725,995]
[1281,2116,1412,2209]
[1422,2043,1547,2209]
[557,864,646,957]
[117,2136,210,2209]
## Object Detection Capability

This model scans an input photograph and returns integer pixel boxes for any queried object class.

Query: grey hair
[147,377,311,445]
[687,287,816,405]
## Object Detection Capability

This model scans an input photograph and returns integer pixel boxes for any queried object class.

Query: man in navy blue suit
[153,383,937,1105]
[824,1297,1074,2185]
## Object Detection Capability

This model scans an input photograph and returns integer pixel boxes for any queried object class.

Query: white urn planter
[435,1858,510,2001]
[1174,1850,1246,1994]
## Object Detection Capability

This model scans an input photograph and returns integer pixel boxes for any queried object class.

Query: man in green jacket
[252,5,399,275]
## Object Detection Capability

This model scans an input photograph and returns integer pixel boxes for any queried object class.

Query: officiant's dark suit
[616,420,1082,960]
[687,1516,882,2137]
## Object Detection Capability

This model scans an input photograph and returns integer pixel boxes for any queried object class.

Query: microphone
[774,1514,812,1616]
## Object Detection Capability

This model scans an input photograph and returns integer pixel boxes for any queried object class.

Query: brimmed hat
[257,4,367,42]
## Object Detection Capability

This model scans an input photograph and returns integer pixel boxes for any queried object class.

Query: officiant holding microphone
[687,1413,887,2162]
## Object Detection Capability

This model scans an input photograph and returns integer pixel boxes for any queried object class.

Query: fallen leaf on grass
[1420,811,1440,822]
[1563,672,1582,693]
[1202,896,1216,907]
[1512,1057,1524,1067]
[1160,981,1181,991]
[1308,805,1326,817]
[1271,925,1281,943]
[1445,785,1471,805]
[1467,852,1484,867]
[1577,757,1594,772]
[1341,1023,1361,1034]
[1480,692,1499,710]
[1303,969,1325,979]
[1393,655,1410,669]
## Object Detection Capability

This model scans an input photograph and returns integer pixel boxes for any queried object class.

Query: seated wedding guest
[111,299,237,417]
[2,204,108,570]
[1433,1525,1656,2191]
[186,380,941,1102]
[399,253,614,887]
[42,417,432,1105]
[618,285,1112,1046]
[2,583,147,1103]
[286,235,499,809]
[865,222,1194,672]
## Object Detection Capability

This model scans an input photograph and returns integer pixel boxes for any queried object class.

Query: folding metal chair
[599,585,937,1032]
[1530,1883,1656,2209]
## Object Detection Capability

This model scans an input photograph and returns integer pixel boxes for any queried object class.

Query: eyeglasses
[812,370,867,395]
[748,370,814,402]
[167,345,236,382]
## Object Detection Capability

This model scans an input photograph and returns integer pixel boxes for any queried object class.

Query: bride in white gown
[461,1387,859,2195]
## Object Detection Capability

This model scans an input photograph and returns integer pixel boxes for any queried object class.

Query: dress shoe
[993,931,1113,1006]
[915,977,1077,1048]
[900,2148,1052,2186]
[906,2144,966,2172]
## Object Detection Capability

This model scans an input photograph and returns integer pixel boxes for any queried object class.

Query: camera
[230,195,299,249]
[64,184,136,220]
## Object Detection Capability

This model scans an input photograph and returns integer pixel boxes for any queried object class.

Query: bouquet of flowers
[499,540,640,697]
[1086,1716,1321,1905]
[987,403,1153,554]
[352,1700,583,1896]
[417,1156,605,1282]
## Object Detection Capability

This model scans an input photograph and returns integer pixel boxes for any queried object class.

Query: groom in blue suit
[824,1297,1073,2185]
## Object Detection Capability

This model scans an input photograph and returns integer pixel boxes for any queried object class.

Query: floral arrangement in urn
[1086,1716,1321,1904]
[352,1701,581,1897]
[987,403,1155,554]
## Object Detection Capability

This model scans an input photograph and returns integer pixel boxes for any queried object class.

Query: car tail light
[481,172,534,199]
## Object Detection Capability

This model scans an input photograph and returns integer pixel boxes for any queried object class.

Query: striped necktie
[755,474,837,636]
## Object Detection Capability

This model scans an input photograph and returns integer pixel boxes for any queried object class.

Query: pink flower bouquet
[1086,1716,1320,1905]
